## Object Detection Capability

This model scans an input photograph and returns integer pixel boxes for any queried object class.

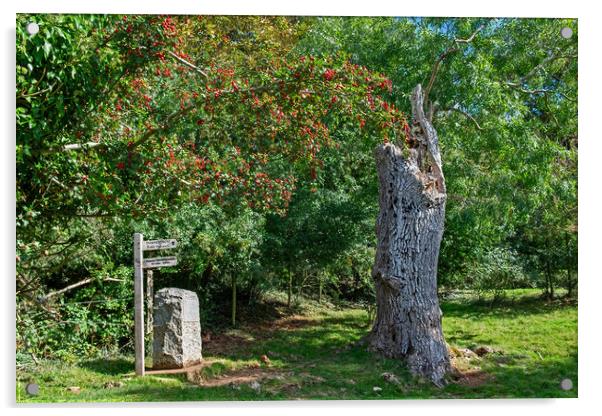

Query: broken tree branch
[412,84,446,194]
[39,276,124,303]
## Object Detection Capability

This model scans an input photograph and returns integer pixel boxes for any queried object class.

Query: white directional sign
[143,256,177,269]
[143,239,177,251]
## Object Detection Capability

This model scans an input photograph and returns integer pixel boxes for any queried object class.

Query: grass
[16,289,577,402]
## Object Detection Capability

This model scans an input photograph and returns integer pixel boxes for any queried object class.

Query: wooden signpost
[133,233,178,376]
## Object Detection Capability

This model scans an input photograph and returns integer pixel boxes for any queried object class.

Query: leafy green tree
[298,17,577,290]
[16,14,404,294]
[16,14,406,357]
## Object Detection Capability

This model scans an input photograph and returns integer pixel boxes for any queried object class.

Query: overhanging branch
[423,25,484,106]
[39,276,124,303]
[507,51,577,87]
[438,106,483,131]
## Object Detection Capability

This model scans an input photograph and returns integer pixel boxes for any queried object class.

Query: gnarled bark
[366,84,450,386]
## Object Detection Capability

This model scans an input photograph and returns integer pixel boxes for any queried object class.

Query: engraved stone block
[152,288,202,369]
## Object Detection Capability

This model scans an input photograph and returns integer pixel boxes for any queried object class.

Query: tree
[367,85,449,386]
[262,186,372,305]
[16,15,410,358]
[16,15,404,295]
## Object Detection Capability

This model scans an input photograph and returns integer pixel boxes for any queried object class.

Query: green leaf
[43,41,52,58]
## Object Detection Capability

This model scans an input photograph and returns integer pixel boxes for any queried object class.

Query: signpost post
[133,234,178,376]
[133,233,145,376]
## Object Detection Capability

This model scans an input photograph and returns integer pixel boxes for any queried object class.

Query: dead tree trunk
[366,84,450,386]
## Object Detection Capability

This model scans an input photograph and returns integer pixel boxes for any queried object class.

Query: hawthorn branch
[50,176,69,190]
[62,142,104,151]
[16,272,40,296]
[71,212,115,218]
[129,102,197,150]
[46,54,309,155]
[37,141,106,156]
[17,83,57,100]
[129,80,305,150]
[167,51,209,78]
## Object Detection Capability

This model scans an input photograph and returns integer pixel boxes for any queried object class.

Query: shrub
[468,247,530,301]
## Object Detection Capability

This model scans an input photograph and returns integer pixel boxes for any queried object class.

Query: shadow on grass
[469,352,578,398]
[79,357,133,376]
[445,331,492,345]
[441,293,577,320]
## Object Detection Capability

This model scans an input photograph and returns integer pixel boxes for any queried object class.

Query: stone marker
[153,288,202,369]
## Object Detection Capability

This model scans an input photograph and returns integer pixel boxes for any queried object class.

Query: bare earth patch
[251,314,320,334]
[202,331,255,356]
[453,369,494,388]
[202,315,318,358]
[187,366,281,387]
[449,352,495,388]
[144,359,214,376]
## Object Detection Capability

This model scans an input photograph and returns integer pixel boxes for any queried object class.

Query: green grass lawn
[16,289,577,402]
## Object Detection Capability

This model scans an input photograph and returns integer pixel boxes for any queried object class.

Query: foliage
[17,265,134,362]
[466,248,530,301]
[17,14,406,223]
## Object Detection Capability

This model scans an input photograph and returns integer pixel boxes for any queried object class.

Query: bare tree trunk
[318,273,323,304]
[287,268,292,308]
[231,273,237,327]
[366,84,450,386]
[546,261,554,299]
[565,232,574,297]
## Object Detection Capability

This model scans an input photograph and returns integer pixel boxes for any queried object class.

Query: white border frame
[3,2,599,415]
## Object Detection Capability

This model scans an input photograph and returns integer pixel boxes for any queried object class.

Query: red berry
[323,69,336,81]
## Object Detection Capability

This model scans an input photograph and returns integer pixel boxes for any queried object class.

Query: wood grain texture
[134,233,145,376]
[367,84,450,386]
